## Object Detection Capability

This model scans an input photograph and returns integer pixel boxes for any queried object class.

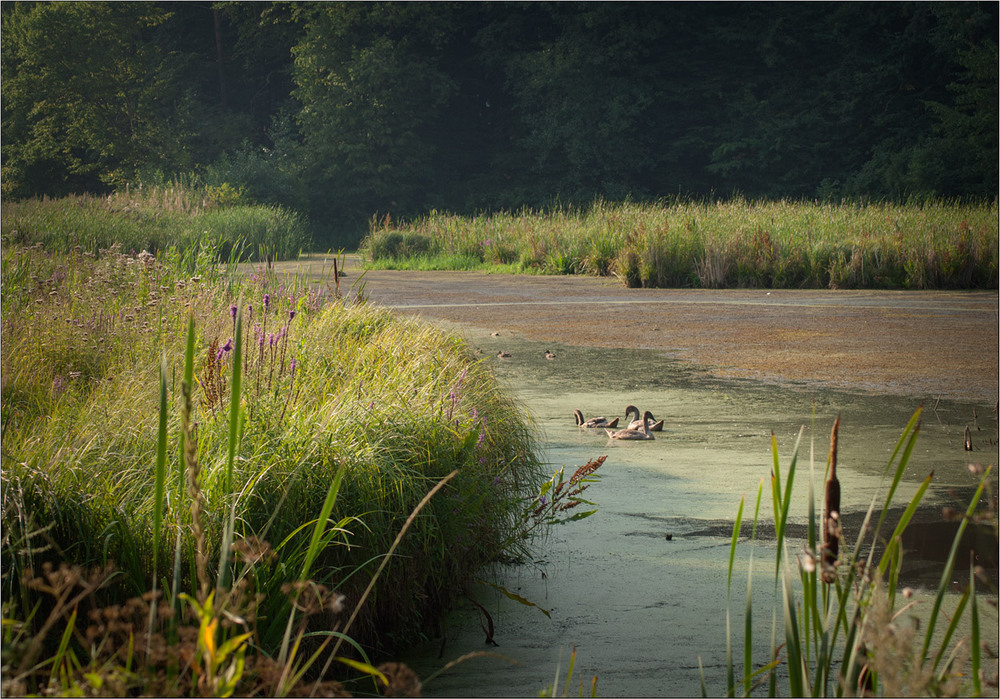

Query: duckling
[574,409,619,429]
[606,411,656,440]
[624,404,664,432]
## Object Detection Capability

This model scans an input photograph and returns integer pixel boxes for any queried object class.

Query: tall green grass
[0,241,543,672]
[719,410,997,696]
[361,198,999,289]
[1,187,310,262]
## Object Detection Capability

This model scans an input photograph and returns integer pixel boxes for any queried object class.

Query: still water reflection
[402,331,997,697]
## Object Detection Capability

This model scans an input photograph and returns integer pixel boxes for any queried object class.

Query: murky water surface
[401,330,998,697]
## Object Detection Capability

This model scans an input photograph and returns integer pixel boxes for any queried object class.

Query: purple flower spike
[288,309,296,321]
[222,338,233,352]
[229,304,237,319]
[247,303,253,317]
[269,333,276,347]
[290,358,297,374]
[264,293,270,309]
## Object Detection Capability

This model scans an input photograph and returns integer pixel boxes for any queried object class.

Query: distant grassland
[361,199,999,289]
[2,186,310,261]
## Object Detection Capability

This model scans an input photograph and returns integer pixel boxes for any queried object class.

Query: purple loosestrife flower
[222,338,233,352]
[269,333,276,347]
[288,309,296,321]
[290,358,297,375]
[264,293,270,310]
[230,305,237,320]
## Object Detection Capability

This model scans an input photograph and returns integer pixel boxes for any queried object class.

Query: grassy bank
[1,186,310,262]
[1,242,552,693]
[361,199,999,289]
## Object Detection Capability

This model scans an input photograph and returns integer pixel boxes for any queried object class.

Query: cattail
[822,415,841,583]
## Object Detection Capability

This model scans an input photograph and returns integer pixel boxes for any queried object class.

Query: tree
[1,3,187,197]
[292,3,457,230]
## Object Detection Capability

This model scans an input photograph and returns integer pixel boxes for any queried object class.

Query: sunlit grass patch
[361,198,999,289]
[0,242,543,665]
[1,187,310,261]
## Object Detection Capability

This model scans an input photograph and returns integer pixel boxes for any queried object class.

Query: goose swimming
[606,410,656,440]
[624,404,664,432]
[574,409,619,429]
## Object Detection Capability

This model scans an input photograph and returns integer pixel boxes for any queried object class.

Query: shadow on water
[401,330,998,697]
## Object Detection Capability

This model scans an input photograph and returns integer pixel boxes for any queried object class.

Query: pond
[399,329,998,697]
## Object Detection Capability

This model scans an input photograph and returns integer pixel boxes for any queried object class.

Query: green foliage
[361,199,999,290]
[292,4,457,231]
[1,3,185,196]
[0,190,310,262]
[0,243,543,665]
[4,3,997,245]
[717,411,998,697]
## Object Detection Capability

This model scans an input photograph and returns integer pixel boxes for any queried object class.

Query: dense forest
[2,2,997,246]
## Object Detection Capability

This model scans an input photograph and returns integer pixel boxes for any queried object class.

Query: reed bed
[362,199,999,289]
[1,187,310,262]
[719,411,998,697]
[1,241,552,693]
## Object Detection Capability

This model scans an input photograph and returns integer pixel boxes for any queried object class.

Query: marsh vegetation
[0,232,581,694]
[1,197,996,696]
[362,199,998,290]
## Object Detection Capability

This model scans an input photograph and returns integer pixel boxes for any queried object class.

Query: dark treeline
[2,2,996,246]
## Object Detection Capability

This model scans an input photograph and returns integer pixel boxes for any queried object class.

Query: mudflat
[280,256,999,404]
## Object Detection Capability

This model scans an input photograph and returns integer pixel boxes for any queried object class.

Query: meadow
[0,231,608,695]
[361,198,999,290]
[1,184,310,263]
[1,193,995,696]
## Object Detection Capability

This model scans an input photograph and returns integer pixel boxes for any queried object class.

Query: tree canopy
[2,1,996,245]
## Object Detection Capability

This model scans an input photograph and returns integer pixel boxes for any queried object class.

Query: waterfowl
[574,409,619,429]
[497,351,511,358]
[545,350,556,360]
[606,411,656,440]
[624,404,664,432]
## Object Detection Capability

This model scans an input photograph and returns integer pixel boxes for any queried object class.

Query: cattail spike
[822,414,841,583]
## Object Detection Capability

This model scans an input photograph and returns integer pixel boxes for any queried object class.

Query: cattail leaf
[921,463,992,666]
[971,562,982,696]
[478,580,552,618]
[153,355,168,564]
[301,461,347,582]
[177,314,195,497]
